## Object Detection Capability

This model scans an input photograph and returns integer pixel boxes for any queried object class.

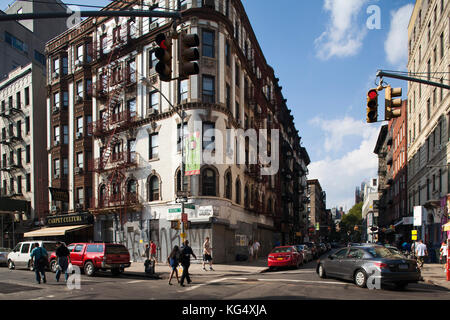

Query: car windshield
[366,246,398,258]
[271,247,292,253]
[43,243,58,252]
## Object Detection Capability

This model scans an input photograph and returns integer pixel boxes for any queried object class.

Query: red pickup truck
[49,243,131,276]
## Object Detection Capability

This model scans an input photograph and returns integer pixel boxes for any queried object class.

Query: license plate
[277,258,283,260]
[398,264,409,270]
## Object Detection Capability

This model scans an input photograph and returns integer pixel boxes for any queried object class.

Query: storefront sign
[49,187,69,203]
[46,212,93,227]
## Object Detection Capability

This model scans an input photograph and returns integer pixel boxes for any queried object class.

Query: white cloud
[308,116,381,209]
[315,0,369,60]
[309,116,376,152]
[384,4,414,67]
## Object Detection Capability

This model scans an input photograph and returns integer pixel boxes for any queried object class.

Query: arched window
[111,180,121,202]
[244,185,249,208]
[235,179,241,204]
[149,176,160,201]
[202,168,216,196]
[225,171,232,200]
[99,185,106,208]
[267,198,272,215]
[127,179,137,203]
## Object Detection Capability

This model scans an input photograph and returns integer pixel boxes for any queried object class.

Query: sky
[1,0,415,211]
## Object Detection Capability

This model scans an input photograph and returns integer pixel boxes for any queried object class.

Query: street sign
[412,235,418,241]
[413,206,423,226]
[411,230,417,235]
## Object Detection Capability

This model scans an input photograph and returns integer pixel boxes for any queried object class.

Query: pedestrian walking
[415,239,428,268]
[252,240,261,260]
[179,240,197,287]
[202,237,213,271]
[248,240,254,262]
[55,242,70,282]
[167,245,181,285]
[143,244,150,260]
[150,240,157,263]
[30,243,48,284]
[440,241,448,269]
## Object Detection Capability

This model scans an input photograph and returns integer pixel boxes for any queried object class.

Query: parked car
[295,245,313,263]
[7,241,60,270]
[268,246,303,269]
[330,242,341,249]
[316,245,421,289]
[0,247,11,266]
[49,243,131,276]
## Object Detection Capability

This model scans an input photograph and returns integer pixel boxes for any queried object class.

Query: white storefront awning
[23,225,91,237]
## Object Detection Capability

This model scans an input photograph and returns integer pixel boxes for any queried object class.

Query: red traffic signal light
[154,33,172,82]
[366,88,378,123]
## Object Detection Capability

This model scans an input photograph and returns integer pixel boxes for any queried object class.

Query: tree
[340,202,363,242]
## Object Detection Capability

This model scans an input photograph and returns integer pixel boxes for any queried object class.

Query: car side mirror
[328,255,334,260]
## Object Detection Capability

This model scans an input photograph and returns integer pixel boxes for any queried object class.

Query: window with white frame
[54,126,60,145]
[76,117,83,135]
[77,152,83,169]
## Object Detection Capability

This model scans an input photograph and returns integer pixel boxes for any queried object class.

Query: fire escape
[0,100,24,197]
[88,21,140,226]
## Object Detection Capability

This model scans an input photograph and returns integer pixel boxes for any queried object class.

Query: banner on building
[185,131,201,176]
[49,187,69,202]
[414,206,423,226]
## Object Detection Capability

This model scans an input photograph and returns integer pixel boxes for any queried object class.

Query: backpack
[38,247,49,268]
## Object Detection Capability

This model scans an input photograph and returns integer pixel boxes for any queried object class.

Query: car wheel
[84,262,96,277]
[111,268,120,276]
[354,269,368,288]
[8,260,15,270]
[318,264,327,278]
[50,260,57,273]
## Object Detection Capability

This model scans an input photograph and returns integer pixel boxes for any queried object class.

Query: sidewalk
[420,263,450,290]
[124,257,269,280]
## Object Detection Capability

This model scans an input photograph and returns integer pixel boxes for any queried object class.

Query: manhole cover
[0,282,42,294]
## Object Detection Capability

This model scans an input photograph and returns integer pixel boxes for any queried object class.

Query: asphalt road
[0,257,448,300]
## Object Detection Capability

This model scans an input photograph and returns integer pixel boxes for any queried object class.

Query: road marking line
[127,280,146,284]
[179,277,229,292]
[256,279,348,285]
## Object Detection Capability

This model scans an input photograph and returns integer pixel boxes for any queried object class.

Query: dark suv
[49,243,131,276]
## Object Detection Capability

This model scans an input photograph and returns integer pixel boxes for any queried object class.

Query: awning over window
[23,225,91,238]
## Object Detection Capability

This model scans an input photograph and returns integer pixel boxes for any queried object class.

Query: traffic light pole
[0,10,181,22]
[377,70,450,90]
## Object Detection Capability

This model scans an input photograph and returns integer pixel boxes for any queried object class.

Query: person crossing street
[415,239,428,269]
[30,243,48,284]
[179,240,196,287]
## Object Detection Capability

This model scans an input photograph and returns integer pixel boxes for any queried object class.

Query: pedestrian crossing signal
[171,220,181,230]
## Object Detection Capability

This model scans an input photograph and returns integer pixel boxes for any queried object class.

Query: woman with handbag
[167,245,181,285]
[55,242,70,282]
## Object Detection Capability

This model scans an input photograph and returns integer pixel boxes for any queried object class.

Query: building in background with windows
[406,0,450,251]
[0,63,48,239]
[306,180,329,242]
[0,0,68,80]
[45,0,310,263]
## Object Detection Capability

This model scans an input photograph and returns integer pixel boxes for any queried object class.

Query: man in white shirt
[440,241,448,269]
[415,240,428,268]
[252,241,261,260]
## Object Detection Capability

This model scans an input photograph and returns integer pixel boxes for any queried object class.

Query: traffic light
[366,88,378,123]
[178,31,200,78]
[154,33,172,82]
[183,221,191,230]
[385,85,402,121]
[171,220,181,230]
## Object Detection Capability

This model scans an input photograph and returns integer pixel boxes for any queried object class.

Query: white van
[7,241,60,270]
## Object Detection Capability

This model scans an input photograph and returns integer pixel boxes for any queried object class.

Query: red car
[268,246,303,269]
[49,243,131,276]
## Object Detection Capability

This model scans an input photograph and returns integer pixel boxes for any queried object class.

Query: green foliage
[339,202,363,243]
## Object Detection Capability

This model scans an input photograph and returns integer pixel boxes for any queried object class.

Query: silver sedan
[316,245,421,289]
[0,248,11,266]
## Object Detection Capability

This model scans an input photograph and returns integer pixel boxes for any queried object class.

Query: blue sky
[1,0,415,210]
